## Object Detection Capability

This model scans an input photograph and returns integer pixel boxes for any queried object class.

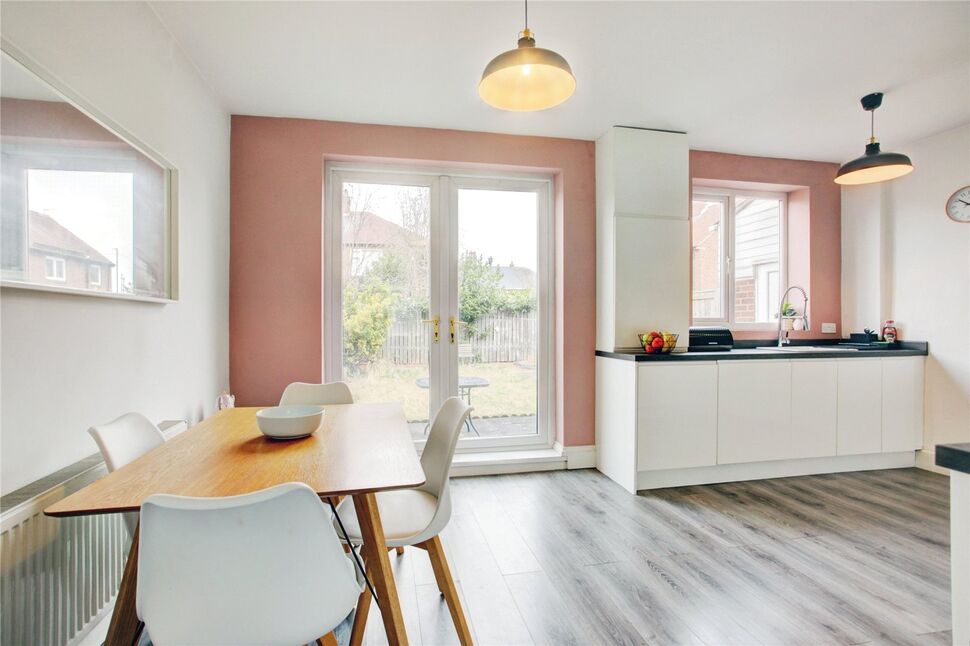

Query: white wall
[842,124,970,462]
[0,2,229,493]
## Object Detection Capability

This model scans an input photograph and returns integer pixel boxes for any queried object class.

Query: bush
[343,281,393,373]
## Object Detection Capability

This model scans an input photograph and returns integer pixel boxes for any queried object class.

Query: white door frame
[324,161,556,452]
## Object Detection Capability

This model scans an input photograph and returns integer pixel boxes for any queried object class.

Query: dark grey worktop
[936,443,970,475]
[596,340,928,362]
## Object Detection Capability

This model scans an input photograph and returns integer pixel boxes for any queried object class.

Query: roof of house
[497,265,535,290]
[343,211,425,248]
[29,211,114,265]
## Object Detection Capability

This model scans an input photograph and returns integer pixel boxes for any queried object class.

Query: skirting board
[916,448,951,476]
[555,443,597,469]
[634,451,916,491]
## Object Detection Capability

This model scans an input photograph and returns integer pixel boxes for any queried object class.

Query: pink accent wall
[690,150,842,340]
[230,116,595,446]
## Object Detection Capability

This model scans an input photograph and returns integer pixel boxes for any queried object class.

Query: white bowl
[256,405,324,439]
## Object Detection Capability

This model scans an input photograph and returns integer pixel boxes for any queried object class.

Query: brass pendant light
[478,0,576,111]
[835,92,914,185]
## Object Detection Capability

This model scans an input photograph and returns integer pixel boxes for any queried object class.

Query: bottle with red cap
[882,320,898,343]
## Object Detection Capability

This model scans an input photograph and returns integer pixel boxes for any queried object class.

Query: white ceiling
[150,1,970,163]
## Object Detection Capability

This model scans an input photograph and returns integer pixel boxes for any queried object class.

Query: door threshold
[451,448,567,477]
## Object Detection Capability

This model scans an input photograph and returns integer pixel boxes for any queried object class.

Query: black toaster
[688,326,734,352]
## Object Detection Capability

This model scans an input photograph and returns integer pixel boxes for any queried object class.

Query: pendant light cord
[524,0,529,29]
[870,109,875,140]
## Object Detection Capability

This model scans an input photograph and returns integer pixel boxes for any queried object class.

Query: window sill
[450,447,567,477]
[1,280,176,304]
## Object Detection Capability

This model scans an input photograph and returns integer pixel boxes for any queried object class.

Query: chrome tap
[777,286,810,347]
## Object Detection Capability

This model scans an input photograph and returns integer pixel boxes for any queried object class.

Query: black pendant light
[835,92,914,185]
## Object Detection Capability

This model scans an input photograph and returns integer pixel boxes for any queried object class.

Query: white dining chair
[88,412,166,536]
[137,482,364,646]
[280,381,354,406]
[334,396,472,646]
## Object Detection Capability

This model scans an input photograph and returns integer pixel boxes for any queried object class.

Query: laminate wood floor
[340,468,952,646]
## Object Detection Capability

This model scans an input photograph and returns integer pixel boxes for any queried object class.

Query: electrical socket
[821,322,837,334]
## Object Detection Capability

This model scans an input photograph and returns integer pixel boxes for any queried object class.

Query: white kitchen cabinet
[717,361,792,464]
[612,216,690,348]
[595,126,690,351]
[881,357,925,452]
[638,363,717,470]
[790,360,838,459]
[837,359,882,455]
[611,127,689,217]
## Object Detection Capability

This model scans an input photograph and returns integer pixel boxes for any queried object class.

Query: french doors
[325,164,553,450]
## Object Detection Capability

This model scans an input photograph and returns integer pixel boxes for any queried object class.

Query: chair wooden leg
[422,535,473,646]
[349,585,372,646]
[315,632,338,646]
[395,546,405,555]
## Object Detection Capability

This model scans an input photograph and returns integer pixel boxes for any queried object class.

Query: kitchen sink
[756,345,859,353]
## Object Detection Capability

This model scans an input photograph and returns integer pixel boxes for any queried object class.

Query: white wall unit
[637,362,717,471]
[882,357,925,452]
[717,361,792,464]
[837,359,883,456]
[790,360,838,459]
[595,354,924,492]
[596,126,690,351]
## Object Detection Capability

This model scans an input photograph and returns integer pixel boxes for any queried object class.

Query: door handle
[449,316,457,344]
[422,315,440,343]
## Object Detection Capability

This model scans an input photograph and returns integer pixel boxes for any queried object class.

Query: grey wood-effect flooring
[342,468,952,646]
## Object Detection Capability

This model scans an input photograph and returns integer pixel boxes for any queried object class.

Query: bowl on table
[638,331,679,354]
[255,405,324,440]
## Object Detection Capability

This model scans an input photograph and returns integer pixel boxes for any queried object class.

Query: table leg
[106,523,144,646]
[352,493,408,646]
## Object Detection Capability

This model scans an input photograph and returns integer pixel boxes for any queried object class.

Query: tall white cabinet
[596,127,690,351]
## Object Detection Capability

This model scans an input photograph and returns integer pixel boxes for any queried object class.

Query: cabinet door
[790,360,838,459]
[717,361,791,464]
[637,363,717,470]
[882,357,925,452]
[612,127,689,218]
[613,216,690,348]
[837,359,882,455]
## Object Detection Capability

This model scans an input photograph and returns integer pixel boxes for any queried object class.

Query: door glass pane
[340,181,432,429]
[691,198,725,319]
[733,196,782,323]
[456,188,538,439]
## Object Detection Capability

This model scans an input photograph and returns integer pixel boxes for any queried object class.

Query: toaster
[688,326,734,352]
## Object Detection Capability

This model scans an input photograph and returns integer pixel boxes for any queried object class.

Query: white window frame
[691,186,788,330]
[88,263,102,286]
[324,161,556,454]
[44,256,65,282]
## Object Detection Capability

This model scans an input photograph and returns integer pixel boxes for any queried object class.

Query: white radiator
[0,420,185,645]
[1,464,129,646]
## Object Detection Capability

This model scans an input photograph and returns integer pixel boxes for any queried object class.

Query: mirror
[1,48,176,300]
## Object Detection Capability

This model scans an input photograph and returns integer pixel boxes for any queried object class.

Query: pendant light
[835,92,914,185]
[478,0,575,111]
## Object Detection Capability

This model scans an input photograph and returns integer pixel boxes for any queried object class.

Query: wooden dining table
[44,403,426,646]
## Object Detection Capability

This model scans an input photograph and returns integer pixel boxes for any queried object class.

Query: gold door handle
[422,315,440,343]
[449,316,457,344]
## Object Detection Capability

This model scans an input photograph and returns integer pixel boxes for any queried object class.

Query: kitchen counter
[937,443,970,475]
[596,340,928,362]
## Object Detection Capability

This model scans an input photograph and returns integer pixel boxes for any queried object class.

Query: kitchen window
[691,188,787,328]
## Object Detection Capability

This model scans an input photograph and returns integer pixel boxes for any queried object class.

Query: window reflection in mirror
[1,50,174,299]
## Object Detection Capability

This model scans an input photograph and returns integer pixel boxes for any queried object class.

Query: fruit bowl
[638,331,679,354]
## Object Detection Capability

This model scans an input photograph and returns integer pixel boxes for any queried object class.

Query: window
[88,263,102,287]
[691,188,787,327]
[44,256,65,281]
[1,50,176,301]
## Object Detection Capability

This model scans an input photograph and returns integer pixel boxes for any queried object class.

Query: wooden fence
[381,313,536,364]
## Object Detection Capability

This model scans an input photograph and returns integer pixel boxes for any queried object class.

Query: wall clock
[946,186,970,223]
